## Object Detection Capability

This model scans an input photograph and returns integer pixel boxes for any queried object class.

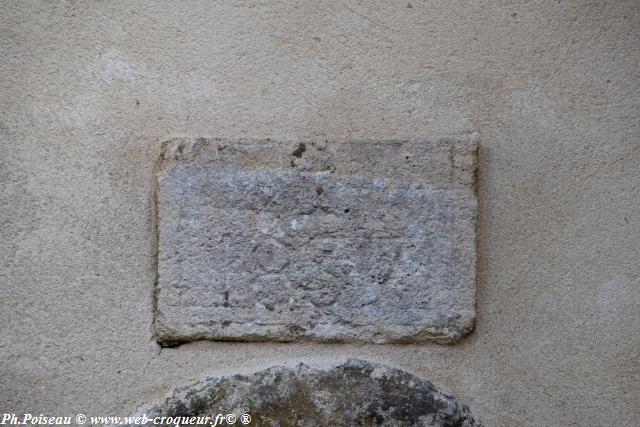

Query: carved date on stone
[154,137,477,344]
[130,359,479,427]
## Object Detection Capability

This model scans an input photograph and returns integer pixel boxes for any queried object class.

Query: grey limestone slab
[154,136,477,344]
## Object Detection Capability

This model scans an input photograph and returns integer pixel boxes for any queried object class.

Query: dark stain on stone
[292,142,306,158]
[289,325,306,335]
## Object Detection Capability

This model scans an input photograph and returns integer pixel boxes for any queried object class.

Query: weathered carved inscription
[154,137,477,344]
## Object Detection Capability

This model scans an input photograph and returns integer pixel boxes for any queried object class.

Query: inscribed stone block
[154,137,477,344]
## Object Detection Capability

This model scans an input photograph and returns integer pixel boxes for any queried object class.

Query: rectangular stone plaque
[154,136,477,344]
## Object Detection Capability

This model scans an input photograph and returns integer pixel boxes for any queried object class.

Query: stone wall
[1,1,639,425]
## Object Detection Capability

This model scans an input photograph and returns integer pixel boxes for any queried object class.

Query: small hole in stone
[344,208,350,213]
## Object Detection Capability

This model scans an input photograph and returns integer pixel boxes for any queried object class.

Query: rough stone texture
[155,137,477,344]
[132,359,478,427]
[2,2,639,426]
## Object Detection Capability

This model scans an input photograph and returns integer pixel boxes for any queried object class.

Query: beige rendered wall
[1,1,638,425]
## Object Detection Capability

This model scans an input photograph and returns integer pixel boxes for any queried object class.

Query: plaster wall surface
[1,1,638,425]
